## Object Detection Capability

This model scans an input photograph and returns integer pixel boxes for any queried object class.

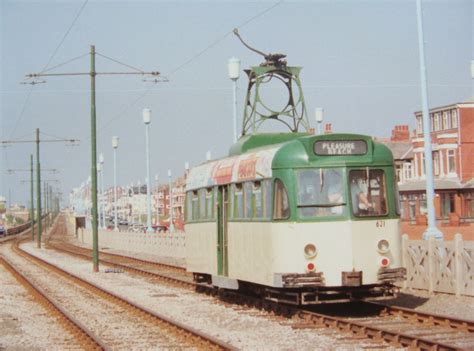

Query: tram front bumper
[377,267,406,283]
[274,272,325,288]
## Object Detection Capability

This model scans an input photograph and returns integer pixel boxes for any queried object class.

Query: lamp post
[228,57,240,143]
[168,169,174,233]
[112,136,119,231]
[143,108,153,233]
[315,108,324,135]
[416,0,443,240]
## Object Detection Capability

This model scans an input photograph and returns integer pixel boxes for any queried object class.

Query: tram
[184,133,406,304]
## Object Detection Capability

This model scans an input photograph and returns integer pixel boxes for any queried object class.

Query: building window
[430,113,434,132]
[447,149,456,174]
[434,113,440,131]
[451,109,458,128]
[442,111,450,130]
[416,116,423,134]
[403,163,412,180]
[433,151,440,176]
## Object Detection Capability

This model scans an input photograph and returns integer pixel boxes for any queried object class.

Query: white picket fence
[401,234,474,297]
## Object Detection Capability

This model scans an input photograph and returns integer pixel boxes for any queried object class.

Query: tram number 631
[376,220,386,228]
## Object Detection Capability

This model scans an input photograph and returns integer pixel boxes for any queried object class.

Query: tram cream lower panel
[227,219,401,287]
[185,222,218,275]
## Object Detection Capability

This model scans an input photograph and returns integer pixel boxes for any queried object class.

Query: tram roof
[186,133,393,191]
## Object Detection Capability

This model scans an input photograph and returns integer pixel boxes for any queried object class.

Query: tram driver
[350,175,372,215]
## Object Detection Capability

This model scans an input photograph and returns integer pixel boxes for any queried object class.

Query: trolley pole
[36,128,42,248]
[30,154,35,241]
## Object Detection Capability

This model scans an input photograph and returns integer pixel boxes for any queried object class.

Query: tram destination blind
[313,140,367,156]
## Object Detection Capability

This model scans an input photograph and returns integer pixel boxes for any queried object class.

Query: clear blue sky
[1,0,473,207]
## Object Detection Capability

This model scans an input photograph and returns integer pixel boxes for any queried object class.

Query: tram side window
[244,182,254,219]
[349,169,388,217]
[206,188,213,220]
[199,189,206,220]
[233,183,244,219]
[192,190,199,221]
[273,179,290,220]
[186,192,193,222]
[254,181,263,219]
[263,179,272,219]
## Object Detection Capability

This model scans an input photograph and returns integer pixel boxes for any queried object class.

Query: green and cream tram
[185,133,406,304]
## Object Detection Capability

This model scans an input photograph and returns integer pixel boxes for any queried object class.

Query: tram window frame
[263,179,272,219]
[243,182,254,219]
[199,189,206,220]
[253,181,263,219]
[296,168,346,219]
[233,183,244,219]
[349,169,388,217]
[206,187,213,220]
[273,179,290,220]
[192,190,199,221]
[185,192,193,222]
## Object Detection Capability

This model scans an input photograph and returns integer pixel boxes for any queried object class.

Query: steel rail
[368,301,474,333]
[13,238,235,351]
[47,241,195,288]
[0,255,108,350]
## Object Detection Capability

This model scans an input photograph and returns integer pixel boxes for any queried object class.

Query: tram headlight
[377,239,390,254]
[304,244,317,259]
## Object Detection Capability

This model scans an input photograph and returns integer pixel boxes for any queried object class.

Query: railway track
[0,254,107,350]
[2,234,234,350]
[45,216,474,350]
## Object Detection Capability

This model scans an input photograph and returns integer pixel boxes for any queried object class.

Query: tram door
[217,186,229,276]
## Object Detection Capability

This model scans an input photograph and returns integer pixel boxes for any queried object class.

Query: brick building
[390,98,474,223]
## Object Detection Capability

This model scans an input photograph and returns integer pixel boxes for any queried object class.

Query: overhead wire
[8,0,89,140]
[96,52,145,73]
[40,0,89,73]
[93,0,284,138]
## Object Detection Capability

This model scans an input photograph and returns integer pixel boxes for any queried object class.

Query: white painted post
[428,236,435,294]
[401,234,409,291]
[454,233,464,297]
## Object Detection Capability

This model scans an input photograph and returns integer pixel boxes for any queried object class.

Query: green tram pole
[26,45,161,272]
[36,128,42,248]
[30,154,35,241]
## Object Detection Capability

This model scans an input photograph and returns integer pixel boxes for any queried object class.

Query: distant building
[382,98,474,223]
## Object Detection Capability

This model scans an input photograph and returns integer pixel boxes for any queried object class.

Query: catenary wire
[40,0,89,73]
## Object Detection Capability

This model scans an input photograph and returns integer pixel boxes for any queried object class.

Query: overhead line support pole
[90,45,99,272]
[36,128,42,248]
[30,154,35,241]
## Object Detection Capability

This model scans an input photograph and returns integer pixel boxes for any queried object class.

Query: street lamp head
[184,161,189,171]
[471,60,474,79]
[228,57,241,81]
[97,163,102,172]
[206,150,212,161]
[143,108,152,124]
[315,107,324,123]
[112,136,119,149]
[99,153,104,164]
[168,169,172,178]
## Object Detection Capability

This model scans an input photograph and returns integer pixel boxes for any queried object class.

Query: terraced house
[386,98,474,224]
